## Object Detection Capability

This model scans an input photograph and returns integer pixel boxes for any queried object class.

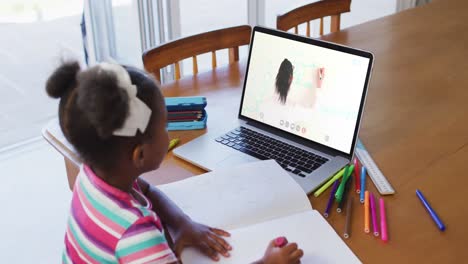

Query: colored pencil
[313,167,346,197]
[354,157,361,193]
[416,189,446,231]
[380,198,388,242]
[344,197,353,239]
[364,191,370,233]
[360,166,366,203]
[335,165,354,202]
[337,176,353,213]
[324,180,340,218]
[168,138,180,151]
[370,192,379,236]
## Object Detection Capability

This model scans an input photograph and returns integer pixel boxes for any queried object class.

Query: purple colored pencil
[370,192,379,236]
[324,180,340,218]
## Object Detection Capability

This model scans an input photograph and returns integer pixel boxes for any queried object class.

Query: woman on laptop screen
[275,58,294,104]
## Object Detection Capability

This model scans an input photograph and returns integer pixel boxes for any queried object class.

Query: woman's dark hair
[45,61,163,170]
[275,59,293,104]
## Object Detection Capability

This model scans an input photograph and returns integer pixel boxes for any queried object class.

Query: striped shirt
[63,165,178,264]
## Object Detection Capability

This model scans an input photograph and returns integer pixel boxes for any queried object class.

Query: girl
[46,61,303,264]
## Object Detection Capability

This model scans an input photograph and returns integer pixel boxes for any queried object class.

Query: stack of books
[165,96,207,130]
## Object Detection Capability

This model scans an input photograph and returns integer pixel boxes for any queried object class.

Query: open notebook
[158,160,360,263]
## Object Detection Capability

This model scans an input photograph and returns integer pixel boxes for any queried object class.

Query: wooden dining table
[43,0,468,262]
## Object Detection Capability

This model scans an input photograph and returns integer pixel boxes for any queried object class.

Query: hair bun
[76,66,130,139]
[46,61,80,98]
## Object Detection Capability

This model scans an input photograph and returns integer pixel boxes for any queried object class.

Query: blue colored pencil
[360,166,366,203]
[416,189,446,231]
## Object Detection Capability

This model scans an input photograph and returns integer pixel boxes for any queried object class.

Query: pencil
[416,189,446,231]
[360,167,367,203]
[335,165,354,202]
[380,198,388,242]
[168,138,180,152]
[344,197,353,239]
[364,191,370,233]
[335,165,351,202]
[370,192,379,236]
[337,175,353,213]
[313,167,346,197]
[353,157,361,193]
[324,180,340,218]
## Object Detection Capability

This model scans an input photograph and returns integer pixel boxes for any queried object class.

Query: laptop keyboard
[215,127,329,177]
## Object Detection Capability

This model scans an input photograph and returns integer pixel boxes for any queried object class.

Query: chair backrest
[276,0,351,37]
[143,25,252,82]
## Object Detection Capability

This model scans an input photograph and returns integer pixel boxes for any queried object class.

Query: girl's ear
[132,144,146,169]
[288,74,293,85]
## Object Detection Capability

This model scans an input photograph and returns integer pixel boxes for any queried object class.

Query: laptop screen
[240,30,371,155]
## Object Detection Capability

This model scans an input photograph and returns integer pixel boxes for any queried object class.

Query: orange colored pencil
[364,191,370,233]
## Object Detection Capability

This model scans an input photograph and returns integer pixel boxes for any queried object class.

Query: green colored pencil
[335,164,355,202]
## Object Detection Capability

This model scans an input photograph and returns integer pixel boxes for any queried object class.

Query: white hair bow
[97,62,152,137]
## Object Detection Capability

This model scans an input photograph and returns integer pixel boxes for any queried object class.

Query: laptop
[173,26,374,194]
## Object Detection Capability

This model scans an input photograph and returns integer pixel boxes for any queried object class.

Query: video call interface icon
[279,120,306,135]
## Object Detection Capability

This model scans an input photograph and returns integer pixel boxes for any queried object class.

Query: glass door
[83,0,396,80]
[83,0,259,81]
[174,0,249,76]
[83,0,146,67]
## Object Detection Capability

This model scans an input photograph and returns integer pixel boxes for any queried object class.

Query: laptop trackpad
[216,154,256,168]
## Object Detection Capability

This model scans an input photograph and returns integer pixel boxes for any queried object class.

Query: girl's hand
[172,220,232,261]
[258,239,304,264]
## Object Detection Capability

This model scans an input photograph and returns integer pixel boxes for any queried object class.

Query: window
[177,0,249,76]
[0,0,84,149]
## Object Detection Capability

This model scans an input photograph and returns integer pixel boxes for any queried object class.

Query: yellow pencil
[313,167,346,197]
[364,191,370,233]
[168,138,180,152]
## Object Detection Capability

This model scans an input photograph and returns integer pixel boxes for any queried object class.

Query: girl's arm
[137,178,232,261]
[137,178,189,227]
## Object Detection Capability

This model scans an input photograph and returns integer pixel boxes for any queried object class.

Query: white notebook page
[157,160,312,230]
[182,210,361,264]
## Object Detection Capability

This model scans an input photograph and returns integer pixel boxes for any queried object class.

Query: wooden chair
[143,25,251,82]
[276,0,351,37]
